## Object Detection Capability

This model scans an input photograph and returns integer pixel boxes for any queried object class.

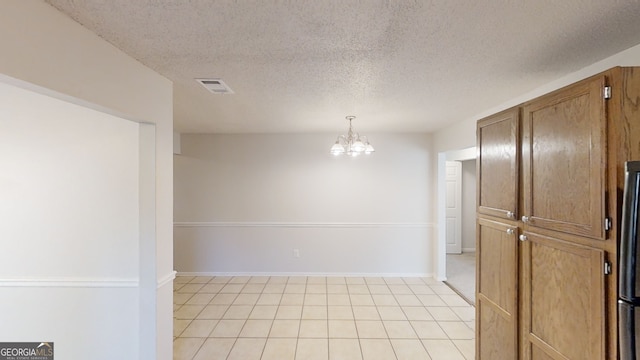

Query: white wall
[461,160,476,252]
[432,43,640,155]
[0,81,141,358]
[174,133,434,276]
[0,2,173,359]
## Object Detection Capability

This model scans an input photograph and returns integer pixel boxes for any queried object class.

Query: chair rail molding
[174,221,434,229]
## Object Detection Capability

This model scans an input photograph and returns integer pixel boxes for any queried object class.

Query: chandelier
[330,116,375,156]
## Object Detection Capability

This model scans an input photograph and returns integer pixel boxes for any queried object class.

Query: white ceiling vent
[195,78,234,94]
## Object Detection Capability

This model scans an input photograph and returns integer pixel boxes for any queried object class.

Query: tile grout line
[406,277,440,358]
[216,276,240,360]
[233,275,273,359]
[261,275,280,358]
[172,279,195,341]
[425,281,471,358]
[194,275,231,360]
[294,276,307,360]
[323,277,330,360]
[249,276,270,360]
[213,276,247,360]
[346,277,366,360]
[377,277,400,360]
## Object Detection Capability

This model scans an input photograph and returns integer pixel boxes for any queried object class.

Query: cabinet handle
[522,216,530,223]
[519,234,527,242]
[506,228,515,235]
[506,211,515,219]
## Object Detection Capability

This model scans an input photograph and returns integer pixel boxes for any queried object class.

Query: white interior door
[446,161,462,254]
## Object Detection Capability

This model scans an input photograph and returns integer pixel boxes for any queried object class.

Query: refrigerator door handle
[619,300,638,360]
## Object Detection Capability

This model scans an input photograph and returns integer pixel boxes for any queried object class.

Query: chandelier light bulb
[352,139,365,152]
[364,142,375,154]
[330,141,345,155]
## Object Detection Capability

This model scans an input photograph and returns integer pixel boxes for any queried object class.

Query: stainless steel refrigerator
[619,161,640,360]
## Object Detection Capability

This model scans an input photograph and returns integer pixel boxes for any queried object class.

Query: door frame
[436,146,476,281]
[445,161,463,254]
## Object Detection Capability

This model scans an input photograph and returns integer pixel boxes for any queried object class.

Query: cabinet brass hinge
[605,217,612,231]
[604,86,612,99]
[604,261,612,275]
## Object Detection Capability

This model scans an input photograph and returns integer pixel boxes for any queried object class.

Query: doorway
[437,147,476,304]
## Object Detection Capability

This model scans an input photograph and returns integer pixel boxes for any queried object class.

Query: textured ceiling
[46,0,640,133]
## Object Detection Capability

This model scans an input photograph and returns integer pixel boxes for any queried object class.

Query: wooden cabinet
[476,67,640,360]
[477,108,520,221]
[476,218,518,360]
[520,231,605,360]
[476,108,520,360]
[521,76,607,239]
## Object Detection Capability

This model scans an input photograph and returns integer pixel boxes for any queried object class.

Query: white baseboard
[176,271,434,278]
[157,271,177,288]
[174,221,434,229]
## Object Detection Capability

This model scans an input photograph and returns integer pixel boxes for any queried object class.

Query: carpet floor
[445,253,475,305]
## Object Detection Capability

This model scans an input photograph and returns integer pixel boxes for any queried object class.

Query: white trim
[0,278,139,288]
[436,152,447,281]
[445,146,476,161]
[174,222,434,228]
[157,271,177,288]
[176,272,434,278]
[0,73,144,124]
[462,248,477,253]
[138,122,157,360]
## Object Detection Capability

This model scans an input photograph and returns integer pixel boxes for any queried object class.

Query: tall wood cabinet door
[520,232,605,360]
[476,218,518,360]
[477,108,520,221]
[521,76,607,239]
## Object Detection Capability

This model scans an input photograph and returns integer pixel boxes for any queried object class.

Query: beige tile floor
[174,276,475,360]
